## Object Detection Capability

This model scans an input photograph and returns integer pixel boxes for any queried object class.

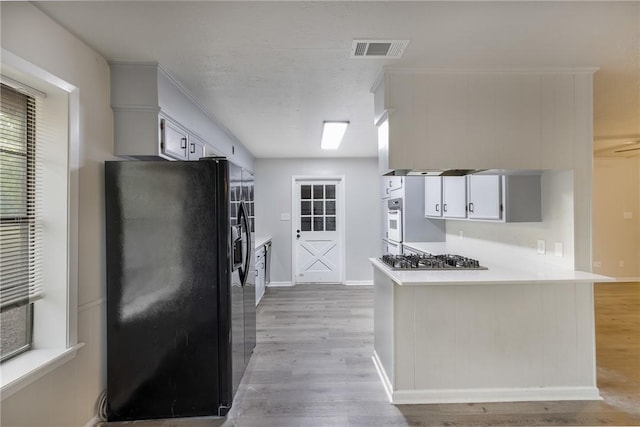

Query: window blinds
[0,83,43,311]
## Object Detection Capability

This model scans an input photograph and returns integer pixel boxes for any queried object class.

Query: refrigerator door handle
[231,224,242,271]
[238,201,252,287]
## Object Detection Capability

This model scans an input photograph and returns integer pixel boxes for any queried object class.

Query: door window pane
[313,185,324,199]
[301,201,311,215]
[313,217,324,231]
[326,216,336,231]
[325,185,336,200]
[301,185,311,200]
[325,201,335,215]
[313,201,324,215]
[301,216,312,231]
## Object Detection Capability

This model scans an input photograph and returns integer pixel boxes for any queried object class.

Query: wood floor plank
[102,282,640,427]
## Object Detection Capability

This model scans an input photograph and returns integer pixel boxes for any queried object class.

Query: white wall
[593,157,640,279]
[1,3,114,426]
[255,158,379,285]
[446,171,575,269]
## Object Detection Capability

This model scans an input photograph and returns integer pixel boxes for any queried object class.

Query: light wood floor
[103,282,640,427]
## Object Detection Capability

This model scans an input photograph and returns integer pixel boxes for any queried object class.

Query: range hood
[383,169,486,177]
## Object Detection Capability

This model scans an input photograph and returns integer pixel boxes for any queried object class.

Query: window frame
[0,49,83,400]
[0,83,37,362]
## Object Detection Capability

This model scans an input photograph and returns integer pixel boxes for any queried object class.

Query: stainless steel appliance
[104,157,255,421]
[381,254,487,270]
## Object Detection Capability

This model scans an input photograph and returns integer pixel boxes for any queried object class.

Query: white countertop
[254,235,272,249]
[371,252,614,286]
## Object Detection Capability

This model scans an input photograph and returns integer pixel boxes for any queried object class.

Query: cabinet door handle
[443,204,448,213]
[190,143,195,154]
[468,202,474,213]
[435,204,439,212]
[180,137,187,149]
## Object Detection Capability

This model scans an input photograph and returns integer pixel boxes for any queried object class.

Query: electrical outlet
[554,242,563,257]
[619,260,625,267]
[623,212,633,219]
[537,240,546,254]
[459,230,464,240]
[280,213,291,221]
[593,261,602,268]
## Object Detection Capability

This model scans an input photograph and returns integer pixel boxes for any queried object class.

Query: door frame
[291,176,346,285]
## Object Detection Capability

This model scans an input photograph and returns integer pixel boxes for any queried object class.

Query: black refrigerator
[104,157,256,421]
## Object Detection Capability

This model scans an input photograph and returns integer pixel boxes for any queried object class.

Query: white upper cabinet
[160,116,188,160]
[381,176,403,199]
[187,133,206,161]
[442,177,467,219]
[424,176,442,217]
[424,174,542,223]
[467,175,501,220]
[372,70,593,172]
[110,62,254,169]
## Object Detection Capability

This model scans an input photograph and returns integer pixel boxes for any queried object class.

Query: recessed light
[321,121,349,150]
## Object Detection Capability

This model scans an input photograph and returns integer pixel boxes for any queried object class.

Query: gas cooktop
[381,254,487,270]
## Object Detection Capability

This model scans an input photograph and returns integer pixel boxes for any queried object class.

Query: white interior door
[293,179,343,284]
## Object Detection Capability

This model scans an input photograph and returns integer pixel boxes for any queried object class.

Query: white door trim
[291,176,346,285]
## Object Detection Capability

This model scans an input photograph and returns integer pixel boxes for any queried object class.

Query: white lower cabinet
[255,245,266,306]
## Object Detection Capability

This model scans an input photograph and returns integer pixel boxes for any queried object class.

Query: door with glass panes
[293,178,343,284]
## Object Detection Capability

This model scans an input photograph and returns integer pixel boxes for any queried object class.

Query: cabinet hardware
[180,137,187,149]
[435,204,439,212]
[190,143,195,154]
[443,204,448,213]
[469,202,474,213]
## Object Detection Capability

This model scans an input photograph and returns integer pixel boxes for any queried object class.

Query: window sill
[0,343,85,400]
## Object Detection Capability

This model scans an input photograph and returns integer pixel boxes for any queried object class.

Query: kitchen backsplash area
[444,170,575,269]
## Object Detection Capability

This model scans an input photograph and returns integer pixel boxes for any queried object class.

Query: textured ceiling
[34,1,640,158]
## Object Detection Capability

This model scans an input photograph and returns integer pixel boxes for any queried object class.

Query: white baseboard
[267,281,293,287]
[345,280,373,286]
[371,351,393,403]
[391,386,601,405]
[371,350,601,404]
[83,415,99,427]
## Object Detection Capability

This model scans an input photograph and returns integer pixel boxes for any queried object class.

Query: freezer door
[227,162,245,402]
[242,169,257,365]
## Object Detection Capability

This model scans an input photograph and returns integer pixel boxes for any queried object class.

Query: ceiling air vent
[350,39,410,59]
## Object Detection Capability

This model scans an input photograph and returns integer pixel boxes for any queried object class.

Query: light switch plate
[554,242,563,257]
[280,213,291,221]
[623,211,633,219]
[537,240,546,254]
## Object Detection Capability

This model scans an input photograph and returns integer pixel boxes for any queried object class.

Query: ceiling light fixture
[321,121,349,150]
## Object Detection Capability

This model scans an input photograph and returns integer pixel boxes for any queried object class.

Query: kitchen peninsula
[370,248,613,405]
